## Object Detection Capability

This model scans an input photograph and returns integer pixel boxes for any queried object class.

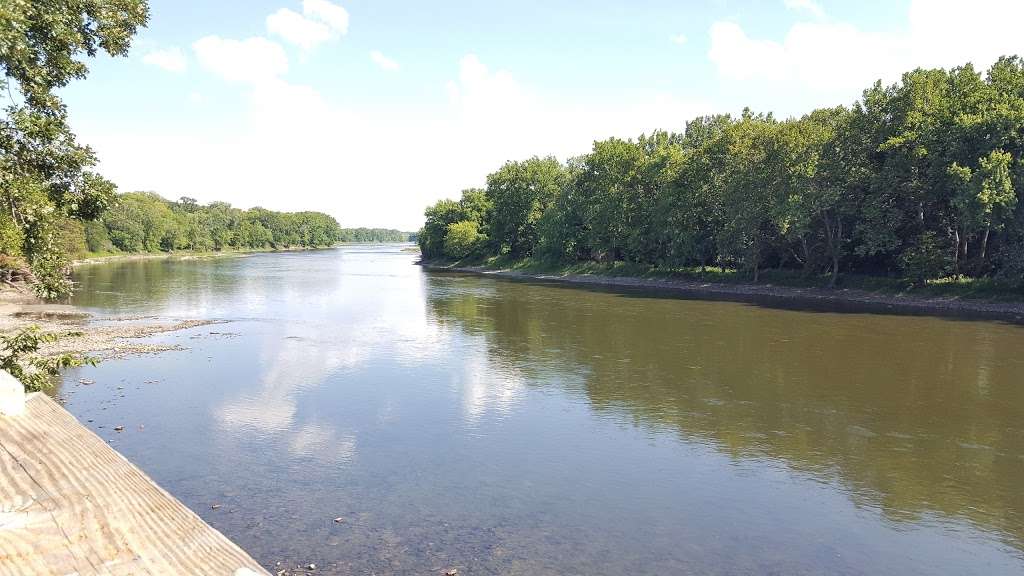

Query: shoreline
[0,289,227,366]
[70,245,332,267]
[420,262,1024,324]
[71,242,413,267]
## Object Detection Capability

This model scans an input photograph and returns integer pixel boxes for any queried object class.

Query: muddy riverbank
[422,262,1024,323]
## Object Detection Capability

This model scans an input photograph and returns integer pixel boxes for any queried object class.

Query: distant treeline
[340,228,416,243]
[60,192,344,255]
[420,56,1024,286]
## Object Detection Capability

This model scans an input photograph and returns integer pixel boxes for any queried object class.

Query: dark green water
[63,245,1024,575]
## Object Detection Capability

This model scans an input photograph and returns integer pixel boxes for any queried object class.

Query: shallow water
[62,245,1024,575]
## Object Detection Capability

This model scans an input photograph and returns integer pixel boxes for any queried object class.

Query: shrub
[0,326,96,392]
[900,232,952,284]
[444,220,483,259]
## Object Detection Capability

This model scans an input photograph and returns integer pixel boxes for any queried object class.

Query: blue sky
[61,0,1024,229]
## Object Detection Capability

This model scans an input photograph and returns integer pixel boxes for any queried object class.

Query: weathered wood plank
[0,393,269,576]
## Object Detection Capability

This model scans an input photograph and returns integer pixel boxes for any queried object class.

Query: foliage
[444,220,484,259]
[420,56,1024,288]
[1,0,149,298]
[67,193,344,255]
[340,228,415,242]
[900,232,952,284]
[0,326,95,392]
[418,189,493,260]
[485,157,567,257]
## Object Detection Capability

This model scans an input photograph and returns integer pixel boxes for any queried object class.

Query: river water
[62,245,1024,575]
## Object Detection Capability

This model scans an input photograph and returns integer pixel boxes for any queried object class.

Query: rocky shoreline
[0,289,225,360]
[421,263,1024,324]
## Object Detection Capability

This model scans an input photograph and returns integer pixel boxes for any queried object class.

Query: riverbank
[71,243,415,267]
[421,259,1024,323]
[0,286,227,366]
[71,245,336,267]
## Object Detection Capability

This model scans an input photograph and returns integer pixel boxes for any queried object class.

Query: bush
[900,232,952,284]
[444,220,483,259]
[0,326,96,392]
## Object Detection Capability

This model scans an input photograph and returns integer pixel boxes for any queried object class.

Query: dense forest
[421,57,1024,289]
[54,192,414,258]
[340,228,416,243]
[55,193,344,257]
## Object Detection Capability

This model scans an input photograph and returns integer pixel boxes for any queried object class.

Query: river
[61,245,1024,575]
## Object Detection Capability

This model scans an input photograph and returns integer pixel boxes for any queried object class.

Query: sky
[60,0,1024,230]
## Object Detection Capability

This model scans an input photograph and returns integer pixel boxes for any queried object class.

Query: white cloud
[370,50,399,71]
[142,47,187,73]
[906,0,1024,71]
[783,0,825,19]
[267,0,349,50]
[708,22,788,82]
[303,0,349,34]
[187,91,204,104]
[671,34,688,45]
[709,0,1024,112]
[192,36,288,84]
[79,51,711,230]
[267,8,332,51]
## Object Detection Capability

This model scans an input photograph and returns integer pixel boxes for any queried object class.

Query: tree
[776,107,865,287]
[444,221,483,259]
[419,56,1024,288]
[949,149,1017,266]
[419,189,493,260]
[717,110,785,282]
[485,157,567,257]
[0,0,149,297]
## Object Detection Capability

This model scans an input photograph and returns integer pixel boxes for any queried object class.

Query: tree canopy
[1,0,149,297]
[420,57,1024,288]
[70,193,344,256]
[339,228,415,243]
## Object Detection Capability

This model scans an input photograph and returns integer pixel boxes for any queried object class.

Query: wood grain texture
[0,393,270,575]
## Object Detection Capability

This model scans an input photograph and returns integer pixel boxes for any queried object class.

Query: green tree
[1,0,149,297]
[949,149,1017,266]
[444,220,483,259]
[485,157,567,257]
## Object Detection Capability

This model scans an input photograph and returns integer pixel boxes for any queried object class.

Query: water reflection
[425,273,1024,551]
[62,248,1024,575]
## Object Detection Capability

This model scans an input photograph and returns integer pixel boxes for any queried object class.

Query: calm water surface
[62,246,1024,575]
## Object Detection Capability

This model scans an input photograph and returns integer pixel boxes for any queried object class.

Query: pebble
[113,426,124,432]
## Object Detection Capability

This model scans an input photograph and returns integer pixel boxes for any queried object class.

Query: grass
[427,255,1024,302]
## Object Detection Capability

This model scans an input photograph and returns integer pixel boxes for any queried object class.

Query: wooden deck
[0,393,270,575]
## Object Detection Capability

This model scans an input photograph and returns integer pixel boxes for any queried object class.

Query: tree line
[55,192,344,256]
[340,228,416,243]
[420,57,1024,288]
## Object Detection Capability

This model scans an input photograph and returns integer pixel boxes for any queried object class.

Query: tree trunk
[980,226,991,262]
[823,212,841,289]
[953,228,960,273]
[800,236,811,275]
